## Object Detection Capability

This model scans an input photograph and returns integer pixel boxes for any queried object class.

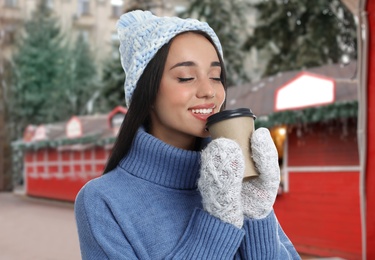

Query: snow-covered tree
[245,0,357,77]
[9,0,68,136]
[180,0,251,86]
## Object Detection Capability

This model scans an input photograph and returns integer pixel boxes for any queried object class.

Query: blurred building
[0,0,262,78]
[0,0,189,67]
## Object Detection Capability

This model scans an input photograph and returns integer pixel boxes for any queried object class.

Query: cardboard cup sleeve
[206,108,258,179]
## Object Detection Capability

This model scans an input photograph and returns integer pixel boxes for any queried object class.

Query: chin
[197,129,210,139]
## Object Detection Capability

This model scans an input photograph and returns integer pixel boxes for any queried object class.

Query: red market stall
[226,0,375,256]
[273,71,361,258]
[227,62,360,258]
[273,121,361,259]
[17,106,127,202]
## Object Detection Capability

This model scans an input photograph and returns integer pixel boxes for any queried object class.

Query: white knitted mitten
[242,128,280,219]
[198,138,244,228]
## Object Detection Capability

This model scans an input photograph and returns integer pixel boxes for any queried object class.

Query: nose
[197,78,216,99]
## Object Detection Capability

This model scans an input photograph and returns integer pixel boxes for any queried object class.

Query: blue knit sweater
[75,128,300,259]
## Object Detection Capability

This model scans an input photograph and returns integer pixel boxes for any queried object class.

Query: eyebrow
[169,61,221,70]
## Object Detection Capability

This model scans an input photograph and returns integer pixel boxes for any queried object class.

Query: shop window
[270,126,287,194]
[79,30,90,42]
[111,5,122,17]
[4,0,17,7]
[174,5,186,15]
[111,32,119,58]
[2,28,16,45]
[78,0,90,15]
[46,0,54,9]
[111,0,123,17]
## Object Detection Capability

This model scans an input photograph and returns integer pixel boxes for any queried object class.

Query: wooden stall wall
[24,147,109,201]
[274,120,362,259]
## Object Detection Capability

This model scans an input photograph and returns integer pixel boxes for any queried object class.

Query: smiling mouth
[191,108,213,114]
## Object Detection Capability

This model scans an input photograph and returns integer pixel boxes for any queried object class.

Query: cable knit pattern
[117,10,223,105]
[199,138,244,228]
[242,128,281,219]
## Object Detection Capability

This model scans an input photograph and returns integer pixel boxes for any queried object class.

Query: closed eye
[178,77,194,82]
[210,77,221,82]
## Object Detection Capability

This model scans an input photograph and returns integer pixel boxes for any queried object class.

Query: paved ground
[0,191,81,260]
[0,190,336,260]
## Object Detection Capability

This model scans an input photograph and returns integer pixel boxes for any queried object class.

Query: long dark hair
[103,31,228,174]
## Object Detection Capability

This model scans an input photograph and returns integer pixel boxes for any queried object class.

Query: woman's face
[150,32,226,150]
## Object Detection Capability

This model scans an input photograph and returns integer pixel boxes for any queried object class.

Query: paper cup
[206,108,258,179]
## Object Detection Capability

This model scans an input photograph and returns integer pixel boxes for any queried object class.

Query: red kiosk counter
[16,106,127,202]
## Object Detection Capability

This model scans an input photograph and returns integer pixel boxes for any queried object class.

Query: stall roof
[15,107,127,150]
[226,62,358,117]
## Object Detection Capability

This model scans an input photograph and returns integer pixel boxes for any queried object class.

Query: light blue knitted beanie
[117,10,223,106]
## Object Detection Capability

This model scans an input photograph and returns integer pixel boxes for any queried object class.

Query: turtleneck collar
[118,128,202,190]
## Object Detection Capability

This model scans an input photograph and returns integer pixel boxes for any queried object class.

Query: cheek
[217,88,226,109]
[159,77,192,105]
[155,87,190,114]
[162,87,194,107]
[162,91,188,108]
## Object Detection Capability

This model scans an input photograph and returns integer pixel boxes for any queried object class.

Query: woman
[75,10,300,259]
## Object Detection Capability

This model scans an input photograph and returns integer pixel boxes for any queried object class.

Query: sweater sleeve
[166,208,245,260]
[74,185,139,260]
[235,211,301,260]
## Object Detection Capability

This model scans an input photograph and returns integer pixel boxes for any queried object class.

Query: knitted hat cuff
[117,10,223,106]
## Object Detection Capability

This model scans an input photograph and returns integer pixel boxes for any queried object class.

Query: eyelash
[177,77,221,82]
[178,77,193,82]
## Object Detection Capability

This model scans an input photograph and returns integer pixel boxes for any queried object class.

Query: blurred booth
[226,62,361,259]
[17,106,127,202]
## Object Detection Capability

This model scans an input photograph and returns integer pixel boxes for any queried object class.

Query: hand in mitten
[241,128,280,219]
[198,138,244,228]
